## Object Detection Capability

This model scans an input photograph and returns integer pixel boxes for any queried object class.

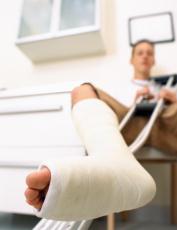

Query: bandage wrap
[35,99,156,221]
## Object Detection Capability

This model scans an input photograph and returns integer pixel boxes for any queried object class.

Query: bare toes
[26,167,51,190]
[24,188,40,201]
[26,196,43,210]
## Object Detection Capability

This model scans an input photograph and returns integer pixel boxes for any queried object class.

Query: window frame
[16,0,100,44]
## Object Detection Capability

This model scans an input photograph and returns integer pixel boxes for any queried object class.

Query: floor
[0,213,39,230]
[0,213,176,230]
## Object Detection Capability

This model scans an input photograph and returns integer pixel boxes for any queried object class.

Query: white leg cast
[35,99,156,221]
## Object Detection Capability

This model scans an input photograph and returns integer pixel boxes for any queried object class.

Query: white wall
[0,0,177,206]
[1,0,177,90]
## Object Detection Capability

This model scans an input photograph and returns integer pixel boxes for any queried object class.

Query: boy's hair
[131,39,154,57]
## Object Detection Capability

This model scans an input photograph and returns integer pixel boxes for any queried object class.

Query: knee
[71,84,98,106]
[71,85,83,100]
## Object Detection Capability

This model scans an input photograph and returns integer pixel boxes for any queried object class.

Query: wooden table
[135,148,177,225]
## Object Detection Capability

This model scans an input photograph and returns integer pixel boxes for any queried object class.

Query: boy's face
[131,42,155,78]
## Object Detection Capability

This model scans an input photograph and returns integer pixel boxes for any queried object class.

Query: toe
[26,196,43,210]
[26,167,51,190]
[24,188,40,201]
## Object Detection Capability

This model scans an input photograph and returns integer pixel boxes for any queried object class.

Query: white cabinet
[0,83,85,214]
[16,0,108,62]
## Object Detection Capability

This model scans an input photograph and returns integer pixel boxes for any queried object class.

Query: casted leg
[25,83,98,210]
[25,83,156,221]
[71,83,99,105]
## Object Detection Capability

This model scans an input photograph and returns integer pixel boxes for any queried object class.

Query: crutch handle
[129,76,175,154]
[153,74,177,86]
[119,75,175,154]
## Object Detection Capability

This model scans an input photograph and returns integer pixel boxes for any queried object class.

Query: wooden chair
[106,147,177,230]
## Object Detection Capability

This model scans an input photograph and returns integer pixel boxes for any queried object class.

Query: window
[18,0,53,38]
[59,0,95,30]
[16,0,107,62]
[18,0,97,40]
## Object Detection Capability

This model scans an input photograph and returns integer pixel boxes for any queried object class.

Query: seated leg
[71,83,99,106]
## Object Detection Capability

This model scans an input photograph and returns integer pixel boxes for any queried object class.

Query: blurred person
[24,40,177,221]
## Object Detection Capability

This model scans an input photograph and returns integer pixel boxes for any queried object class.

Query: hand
[135,87,154,101]
[25,167,51,210]
[158,88,177,103]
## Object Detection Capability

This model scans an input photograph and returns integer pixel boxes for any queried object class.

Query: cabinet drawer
[0,84,86,214]
[0,147,85,167]
[0,93,82,147]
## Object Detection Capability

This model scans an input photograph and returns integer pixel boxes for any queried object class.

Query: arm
[135,86,177,104]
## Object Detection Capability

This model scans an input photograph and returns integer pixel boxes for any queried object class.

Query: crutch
[33,75,177,230]
[129,75,175,154]
[120,74,177,137]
